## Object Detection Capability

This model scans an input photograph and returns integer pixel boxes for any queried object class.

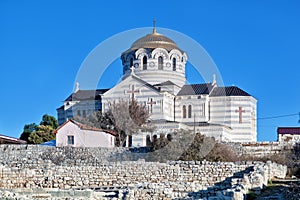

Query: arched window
[158,56,163,70]
[172,58,176,71]
[182,105,186,118]
[202,103,205,116]
[143,56,147,70]
[130,58,133,68]
[188,105,192,118]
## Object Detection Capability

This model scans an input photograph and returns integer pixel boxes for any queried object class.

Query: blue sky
[0,0,299,141]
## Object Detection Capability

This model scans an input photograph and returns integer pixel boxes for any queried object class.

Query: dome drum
[121,29,188,87]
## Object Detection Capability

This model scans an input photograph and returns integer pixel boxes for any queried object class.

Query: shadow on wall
[187,166,255,199]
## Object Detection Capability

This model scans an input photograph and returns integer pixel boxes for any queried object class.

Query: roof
[209,86,251,97]
[53,119,116,136]
[122,30,183,54]
[277,127,300,135]
[131,75,161,93]
[0,134,27,144]
[182,122,232,129]
[56,105,64,110]
[154,80,177,86]
[177,83,214,96]
[65,89,109,101]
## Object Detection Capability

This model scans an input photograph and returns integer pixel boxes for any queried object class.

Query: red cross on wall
[125,85,139,102]
[235,106,245,124]
[147,98,156,113]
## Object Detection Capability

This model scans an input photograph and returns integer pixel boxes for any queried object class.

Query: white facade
[209,96,257,142]
[101,73,257,143]
[54,120,115,147]
[57,27,258,144]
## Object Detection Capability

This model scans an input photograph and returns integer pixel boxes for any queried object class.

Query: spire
[212,74,217,86]
[75,82,80,93]
[152,19,157,34]
[130,66,135,75]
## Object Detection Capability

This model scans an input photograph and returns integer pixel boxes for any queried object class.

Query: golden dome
[123,26,183,54]
[130,32,181,51]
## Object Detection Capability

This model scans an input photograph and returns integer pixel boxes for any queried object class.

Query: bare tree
[74,99,152,146]
[109,99,151,146]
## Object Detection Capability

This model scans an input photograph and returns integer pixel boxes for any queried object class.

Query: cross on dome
[153,19,157,34]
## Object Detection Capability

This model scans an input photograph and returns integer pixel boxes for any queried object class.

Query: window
[146,135,151,147]
[83,110,86,118]
[67,135,74,145]
[188,105,192,118]
[158,56,163,70]
[130,58,133,68]
[182,105,186,118]
[172,58,176,71]
[128,135,132,147]
[143,56,147,70]
[77,110,81,116]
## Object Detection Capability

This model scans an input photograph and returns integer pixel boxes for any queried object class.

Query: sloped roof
[53,119,116,136]
[277,127,300,135]
[177,83,213,96]
[56,105,64,110]
[182,122,232,129]
[0,134,27,144]
[154,80,177,86]
[210,86,251,97]
[65,89,109,101]
[131,75,161,93]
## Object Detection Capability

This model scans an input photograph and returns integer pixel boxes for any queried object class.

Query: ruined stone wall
[0,145,287,199]
[226,141,294,158]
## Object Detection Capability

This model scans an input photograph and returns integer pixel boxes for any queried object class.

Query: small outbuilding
[277,127,300,144]
[54,119,116,147]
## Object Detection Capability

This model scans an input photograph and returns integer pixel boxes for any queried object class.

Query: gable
[102,74,162,100]
[53,119,115,136]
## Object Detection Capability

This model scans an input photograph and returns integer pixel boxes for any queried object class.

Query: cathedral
[57,25,257,145]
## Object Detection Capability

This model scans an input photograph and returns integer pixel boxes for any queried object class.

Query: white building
[54,119,116,147]
[277,127,300,144]
[57,26,257,144]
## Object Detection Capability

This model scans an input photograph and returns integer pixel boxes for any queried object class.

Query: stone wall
[0,145,287,199]
[226,141,294,158]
